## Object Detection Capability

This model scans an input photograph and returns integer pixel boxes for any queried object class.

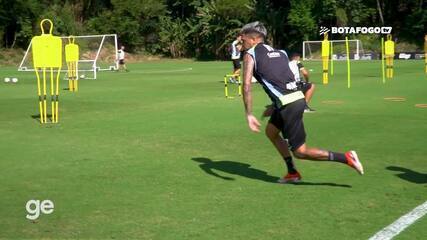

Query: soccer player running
[240,23,364,183]
[289,53,315,112]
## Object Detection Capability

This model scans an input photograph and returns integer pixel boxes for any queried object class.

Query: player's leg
[266,110,301,183]
[265,123,292,160]
[293,144,364,175]
[303,83,315,112]
[233,60,241,75]
[231,60,240,83]
[304,83,315,103]
[119,60,125,71]
[233,68,241,76]
[283,99,364,175]
[293,144,329,160]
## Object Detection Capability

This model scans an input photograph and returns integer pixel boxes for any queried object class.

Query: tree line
[1,0,425,59]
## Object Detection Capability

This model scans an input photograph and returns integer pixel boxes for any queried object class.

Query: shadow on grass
[192,157,279,183]
[31,114,50,122]
[191,157,352,188]
[284,181,351,187]
[30,114,58,126]
[386,166,427,184]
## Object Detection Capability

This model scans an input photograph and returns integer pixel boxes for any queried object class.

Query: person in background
[229,35,242,83]
[117,45,129,72]
[289,53,315,112]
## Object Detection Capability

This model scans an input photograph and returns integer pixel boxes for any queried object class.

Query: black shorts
[297,82,312,94]
[119,59,125,65]
[269,99,306,151]
[232,59,241,71]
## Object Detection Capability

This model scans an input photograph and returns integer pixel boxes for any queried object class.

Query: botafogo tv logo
[320,26,392,35]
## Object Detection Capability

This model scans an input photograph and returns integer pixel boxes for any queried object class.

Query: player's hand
[246,114,261,132]
[262,105,274,119]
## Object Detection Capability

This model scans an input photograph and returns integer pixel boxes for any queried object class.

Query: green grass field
[0,59,426,239]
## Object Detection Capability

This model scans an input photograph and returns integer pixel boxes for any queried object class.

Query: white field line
[19,67,194,74]
[369,200,427,240]
[129,67,193,74]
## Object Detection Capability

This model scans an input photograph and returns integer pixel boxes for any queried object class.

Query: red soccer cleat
[345,150,364,175]
[278,171,302,184]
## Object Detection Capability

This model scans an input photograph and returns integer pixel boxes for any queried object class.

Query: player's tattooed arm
[242,53,261,132]
[242,53,254,115]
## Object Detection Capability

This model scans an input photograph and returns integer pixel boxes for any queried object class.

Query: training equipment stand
[65,36,79,92]
[31,19,62,124]
[223,74,242,99]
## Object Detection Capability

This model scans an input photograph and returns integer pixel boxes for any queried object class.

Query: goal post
[18,34,119,79]
[303,39,363,61]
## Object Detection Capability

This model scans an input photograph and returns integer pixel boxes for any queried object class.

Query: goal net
[302,40,364,61]
[18,34,118,79]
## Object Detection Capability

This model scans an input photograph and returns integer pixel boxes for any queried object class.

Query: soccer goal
[18,34,118,79]
[302,39,364,61]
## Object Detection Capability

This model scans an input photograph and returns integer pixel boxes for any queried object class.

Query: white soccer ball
[80,74,85,79]
[12,78,18,83]
[4,77,10,83]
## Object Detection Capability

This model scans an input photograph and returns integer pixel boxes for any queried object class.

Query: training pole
[381,37,385,83]
[424,35,427,74]
[34,70,44,123]
[223,75,229,98]
[237,75,242,96]
[42,68,47,121]
[345,37,351,88]
[330,41,334,76]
